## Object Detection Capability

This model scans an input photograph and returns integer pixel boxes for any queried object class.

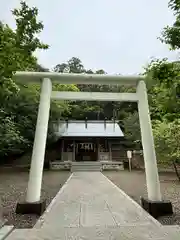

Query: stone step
[72,162,102,166]
[71,167,101,172]
[71,162,102,172]
[71,169,101,172]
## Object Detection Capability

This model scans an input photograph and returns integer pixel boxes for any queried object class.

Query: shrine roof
[54,120,124,137]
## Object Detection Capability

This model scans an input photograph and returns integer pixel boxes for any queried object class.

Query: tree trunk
[172,160,180,182]
[0,199,5,227]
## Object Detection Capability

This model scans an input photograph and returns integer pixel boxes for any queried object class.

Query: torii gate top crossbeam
[14,71,144,86]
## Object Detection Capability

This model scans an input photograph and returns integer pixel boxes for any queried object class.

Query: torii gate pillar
[137,81,173,218]
[16,78,52,215]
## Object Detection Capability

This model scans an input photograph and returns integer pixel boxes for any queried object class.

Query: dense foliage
[160,0,180,49]
[0,1,179,166]
[54,57,137,122]
[150,0,180,164]
[144,59,180,163]
[0,1,76,160]
[153,119,180,163]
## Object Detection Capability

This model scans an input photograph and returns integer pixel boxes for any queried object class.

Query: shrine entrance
[75,140,97,162]
[60,133,113,162]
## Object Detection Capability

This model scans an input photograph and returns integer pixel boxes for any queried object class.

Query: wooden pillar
[61,139,64,161]
[109,141,112,161]
[97,138,100,161]
[73,140,75,161]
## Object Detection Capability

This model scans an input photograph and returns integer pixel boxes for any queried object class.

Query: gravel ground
[0,171,70,229]
[104,170,180,225]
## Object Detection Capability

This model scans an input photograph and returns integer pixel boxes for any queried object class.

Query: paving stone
[80,202,116,227]
[5,229,37,240]
[0,201,5,228]
[0,226,14,240]
[6,225,180,240]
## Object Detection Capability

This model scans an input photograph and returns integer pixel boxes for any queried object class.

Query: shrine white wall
[99,152,111,161]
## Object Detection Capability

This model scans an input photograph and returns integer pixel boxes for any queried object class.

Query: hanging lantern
[104,117,107,130]
[85,117,88,129]
[66,119,68,129]
[113,117,116,132]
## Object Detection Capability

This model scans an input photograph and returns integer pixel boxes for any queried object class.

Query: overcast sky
[1,0,179,74]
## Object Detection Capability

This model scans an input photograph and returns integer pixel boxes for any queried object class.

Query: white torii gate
[14,71,168,216]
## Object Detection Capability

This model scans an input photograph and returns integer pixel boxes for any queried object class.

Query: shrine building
[49,120,128,170]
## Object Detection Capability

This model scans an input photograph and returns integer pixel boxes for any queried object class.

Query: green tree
[153,119,180,164]
[0,1,70,160]
[54,57,138,121]
[54,57,85,73]
[146,0,180,168]
[0,1,48,96]
[160,0,180,49]
[142,58,180,173]
[144,59,180,122]
[122,111,141,149]
[12,1,48,53]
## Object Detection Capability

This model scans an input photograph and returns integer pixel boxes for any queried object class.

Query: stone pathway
[6,172,180,239]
